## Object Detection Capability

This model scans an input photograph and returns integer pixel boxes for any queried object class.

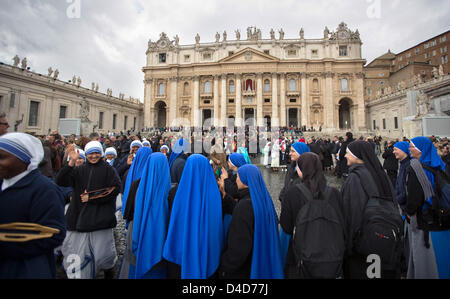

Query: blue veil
[292,142,311,155]
[162,154,223,278]
[121,147,153,216]
[411,137,450,279]
[131,152,170,279]
[394,141,411,158]
[229,153,247,168]
[168,138,190,169]
[237,164,284,279]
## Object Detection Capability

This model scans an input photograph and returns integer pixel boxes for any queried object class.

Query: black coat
[56,160,121,232]
[280,178,342,272]
[278,161,298,202]
[219,188,253,279]
[0,170,66,278]
[382,146,398,171]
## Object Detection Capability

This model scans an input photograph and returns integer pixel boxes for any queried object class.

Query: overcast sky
[0,0,449,102]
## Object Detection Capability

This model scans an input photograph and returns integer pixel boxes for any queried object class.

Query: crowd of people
[0,119,449,279]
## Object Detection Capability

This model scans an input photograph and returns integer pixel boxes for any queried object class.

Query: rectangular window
[228,98,234,104]
[10,93,15,108]
[339,46,348,56]
[113,114,117,130]
[203,53,212,60]
[287,49,297,57]
[394,117,398,129]
[406,53,411,58]
[184,55,190,62]
[228,51,234,56]
[124,115,128,130]
[398,56,403,62]
[159,53,166,63]
[289,99,296,103]
[382,118,386,130]
[442,55,448,64]
[440,36,447,43]
[432,50,437,57]
[59,105,67,119]
[373,120,376,130]
[28,101,39,126]
[264,50,270,55]
[99,112,104,129]
[133,117,136,130]
[311,50,318,57]
[264,98,270,103]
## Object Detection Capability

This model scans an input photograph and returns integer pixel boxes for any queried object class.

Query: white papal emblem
[245,51,253,61]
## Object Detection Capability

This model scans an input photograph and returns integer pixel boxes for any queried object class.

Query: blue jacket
[0,169,66,278]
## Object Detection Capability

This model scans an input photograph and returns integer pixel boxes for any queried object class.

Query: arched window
[183,82,190,95]
[204,81,211,93]
[341,78,349,91]
[229,80,235,93]
[245,79,253,91]
[264,79,270,92]
[289,79,296,91]
[158,83,165,96]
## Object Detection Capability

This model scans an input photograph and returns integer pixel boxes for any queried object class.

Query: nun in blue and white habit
[121,147,152,218]
[119,153,171,279]
[220,164,284,279]
[0,133,66,278]
[221,153,248,239]
[163,154,223,279]
[168,138,189,184]
[406,137,450,279]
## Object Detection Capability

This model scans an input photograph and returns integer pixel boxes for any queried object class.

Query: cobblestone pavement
[56,157,345,279]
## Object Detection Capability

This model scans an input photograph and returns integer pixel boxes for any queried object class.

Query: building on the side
[0,59,143,136]
[366,73,449,139]
[142,22,368,133]
[364,30,450,139]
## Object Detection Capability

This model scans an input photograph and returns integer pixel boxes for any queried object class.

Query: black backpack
[419,164,450,232]
[292,184,346,279]
[354,173,404,270]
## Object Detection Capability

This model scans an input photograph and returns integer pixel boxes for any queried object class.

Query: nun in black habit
[339,140,400,279]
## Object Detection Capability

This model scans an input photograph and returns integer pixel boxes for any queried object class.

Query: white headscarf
[84,141,104,157]
[0,132,44,172]
[0,133,44,190]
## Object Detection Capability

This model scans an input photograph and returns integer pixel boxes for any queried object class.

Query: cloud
[0,0,449,102]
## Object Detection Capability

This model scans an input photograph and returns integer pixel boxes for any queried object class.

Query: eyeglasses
[0,122,9,127]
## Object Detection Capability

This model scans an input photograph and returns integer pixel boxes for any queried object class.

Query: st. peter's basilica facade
[143,22,367,133]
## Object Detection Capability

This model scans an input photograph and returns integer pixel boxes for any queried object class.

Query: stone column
[213,75,220,127]
[169,77,178,127]
[221,75,227,127]
[144,79,153,128]
[235,73,242,127]
[193,76,200,127]
[271,73,279,127]
[256,73,263,127]
[323,72,334,130]
[301,73,307,127]
[280,73,286,127]
[355,72,366,131]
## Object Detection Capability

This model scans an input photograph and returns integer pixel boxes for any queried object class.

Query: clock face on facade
[338,31,349,40]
